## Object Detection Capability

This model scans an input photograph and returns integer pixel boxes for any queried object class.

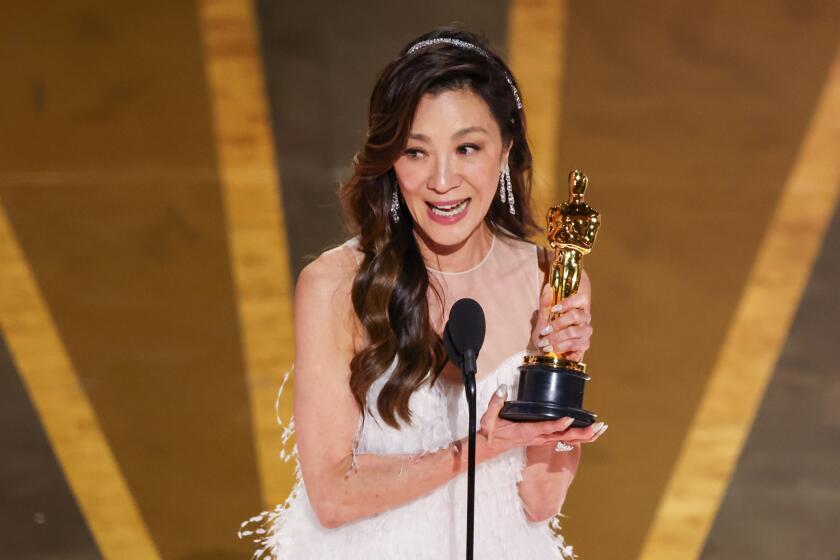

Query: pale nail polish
[537,338,550,348]
[551,303,563,314]
[495,384,509,398]
[598,424,609,435]
[540,325,553,336]
[592,422,605,432]
[543,345,554,353]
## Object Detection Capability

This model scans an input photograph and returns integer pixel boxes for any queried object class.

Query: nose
[428,154,460,194]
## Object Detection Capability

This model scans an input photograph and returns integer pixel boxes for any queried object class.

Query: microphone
[442,298,485,560]
[443,298,486,376]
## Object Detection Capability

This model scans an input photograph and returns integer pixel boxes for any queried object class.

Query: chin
[415,220,483,251]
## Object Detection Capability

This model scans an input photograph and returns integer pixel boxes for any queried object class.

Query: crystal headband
[405,38,523,110]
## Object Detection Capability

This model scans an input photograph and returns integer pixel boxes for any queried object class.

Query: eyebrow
[408,126,488,142]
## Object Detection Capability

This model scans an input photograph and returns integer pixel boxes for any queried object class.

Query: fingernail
[592,421,605,432]
[551,303,563,314]
[537,338,551,348]
[598,424,609,435]
[540,325,553,336]
[564,417,575,428]
[543,345,554,353]
[495,384,509,398]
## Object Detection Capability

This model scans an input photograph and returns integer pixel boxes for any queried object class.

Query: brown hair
[339,26,538,429]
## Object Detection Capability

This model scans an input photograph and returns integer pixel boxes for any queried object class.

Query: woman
[243,26,607,559]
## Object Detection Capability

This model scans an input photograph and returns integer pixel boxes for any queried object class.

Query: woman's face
[393,88,509,252]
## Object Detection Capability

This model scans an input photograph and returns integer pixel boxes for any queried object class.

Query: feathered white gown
[242,235,576,559]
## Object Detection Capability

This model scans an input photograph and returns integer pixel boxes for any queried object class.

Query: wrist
[453,431,502,474]
[524,441,581,468]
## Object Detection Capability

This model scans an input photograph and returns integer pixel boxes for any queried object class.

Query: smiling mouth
[427,199,470,218]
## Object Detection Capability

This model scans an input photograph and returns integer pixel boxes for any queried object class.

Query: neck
[416,224,494,273]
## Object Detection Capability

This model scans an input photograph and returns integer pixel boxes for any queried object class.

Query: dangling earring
[499,167,507,204]
[390,182,400,223]
[502,163,515,215]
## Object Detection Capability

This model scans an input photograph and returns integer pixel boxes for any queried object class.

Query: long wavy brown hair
[339,26,538,429]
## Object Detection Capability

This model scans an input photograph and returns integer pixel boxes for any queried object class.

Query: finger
[552,416,576,432]
[547,324,590,343]
[569,423,609,445]
[482,384,509,447]
[549,309,591,331]
[533,417,574,438]
[536,284,552,327]
[559,422,605,441]
[546,325,593,348]
[539,282,553,311]
[553,292,591,314]
[532,284,554,346]
[565,351,584,362]
[539,311,590,345]
[519,416,572,442]
[583,422,606,439]
[526,432,576,445]
[541,336,591,356]
[533,435,571,446]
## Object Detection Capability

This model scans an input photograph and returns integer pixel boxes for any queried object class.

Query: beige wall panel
[548,1,840,558]
[0,1,263,557]
[198,0,297,508]
[508,0,567,219]
[641,46,840,560]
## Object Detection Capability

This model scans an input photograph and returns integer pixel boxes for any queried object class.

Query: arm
[519,438,582,521]
[293,253,505,529]
[517,269,607,521]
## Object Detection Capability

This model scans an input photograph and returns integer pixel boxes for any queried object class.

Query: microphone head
[445,298,486,360]
[443,322,460,368]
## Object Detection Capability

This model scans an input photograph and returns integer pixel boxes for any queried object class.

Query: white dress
[241,234,576,559]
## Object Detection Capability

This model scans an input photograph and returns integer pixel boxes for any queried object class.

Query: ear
[501,141,513,170]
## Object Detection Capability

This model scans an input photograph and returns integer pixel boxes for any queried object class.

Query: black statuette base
[499,361,596,427]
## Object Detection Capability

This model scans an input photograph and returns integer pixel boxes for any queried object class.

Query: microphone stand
[462,349,478,560]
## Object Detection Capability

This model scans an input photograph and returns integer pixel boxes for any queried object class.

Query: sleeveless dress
[240,234,576,559]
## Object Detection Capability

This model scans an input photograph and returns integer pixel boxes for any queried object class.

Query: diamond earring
[499,168,507,204]
[502,163,515,215]
[390,183,400,223]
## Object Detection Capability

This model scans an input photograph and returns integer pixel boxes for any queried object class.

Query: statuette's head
[569,170,588,198]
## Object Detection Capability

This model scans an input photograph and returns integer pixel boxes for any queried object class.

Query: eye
[403,147,425,159]
[457,143,480,155]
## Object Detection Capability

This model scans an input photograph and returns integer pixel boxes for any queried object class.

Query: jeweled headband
[405,38,524,110]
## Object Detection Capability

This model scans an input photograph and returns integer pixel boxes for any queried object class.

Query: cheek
[392,169,420,213]
[393,162,425,194]
[468,165,501,200]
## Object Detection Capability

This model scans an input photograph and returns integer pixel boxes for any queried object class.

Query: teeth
[430,200,468,217]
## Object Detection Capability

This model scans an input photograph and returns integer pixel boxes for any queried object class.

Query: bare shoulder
[298,245,357,295]
[296,244,360,349]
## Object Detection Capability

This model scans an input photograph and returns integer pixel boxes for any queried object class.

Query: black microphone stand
[442,298,485,560]
[462,349,478,560]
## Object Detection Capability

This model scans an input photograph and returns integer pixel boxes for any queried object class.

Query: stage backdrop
[1,1,839,558]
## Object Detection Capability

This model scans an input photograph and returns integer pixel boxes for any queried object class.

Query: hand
[531,272,592,363]
[479,385,606,454]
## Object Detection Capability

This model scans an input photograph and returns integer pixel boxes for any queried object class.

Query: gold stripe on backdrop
[507,0,567,220]
[0,202,160,559]
[197,0,296,507]
[639,47,840,560]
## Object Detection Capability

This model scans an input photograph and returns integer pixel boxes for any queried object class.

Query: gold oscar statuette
[500,170,601,426]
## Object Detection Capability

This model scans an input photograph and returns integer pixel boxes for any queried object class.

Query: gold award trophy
[500,170,601,426]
